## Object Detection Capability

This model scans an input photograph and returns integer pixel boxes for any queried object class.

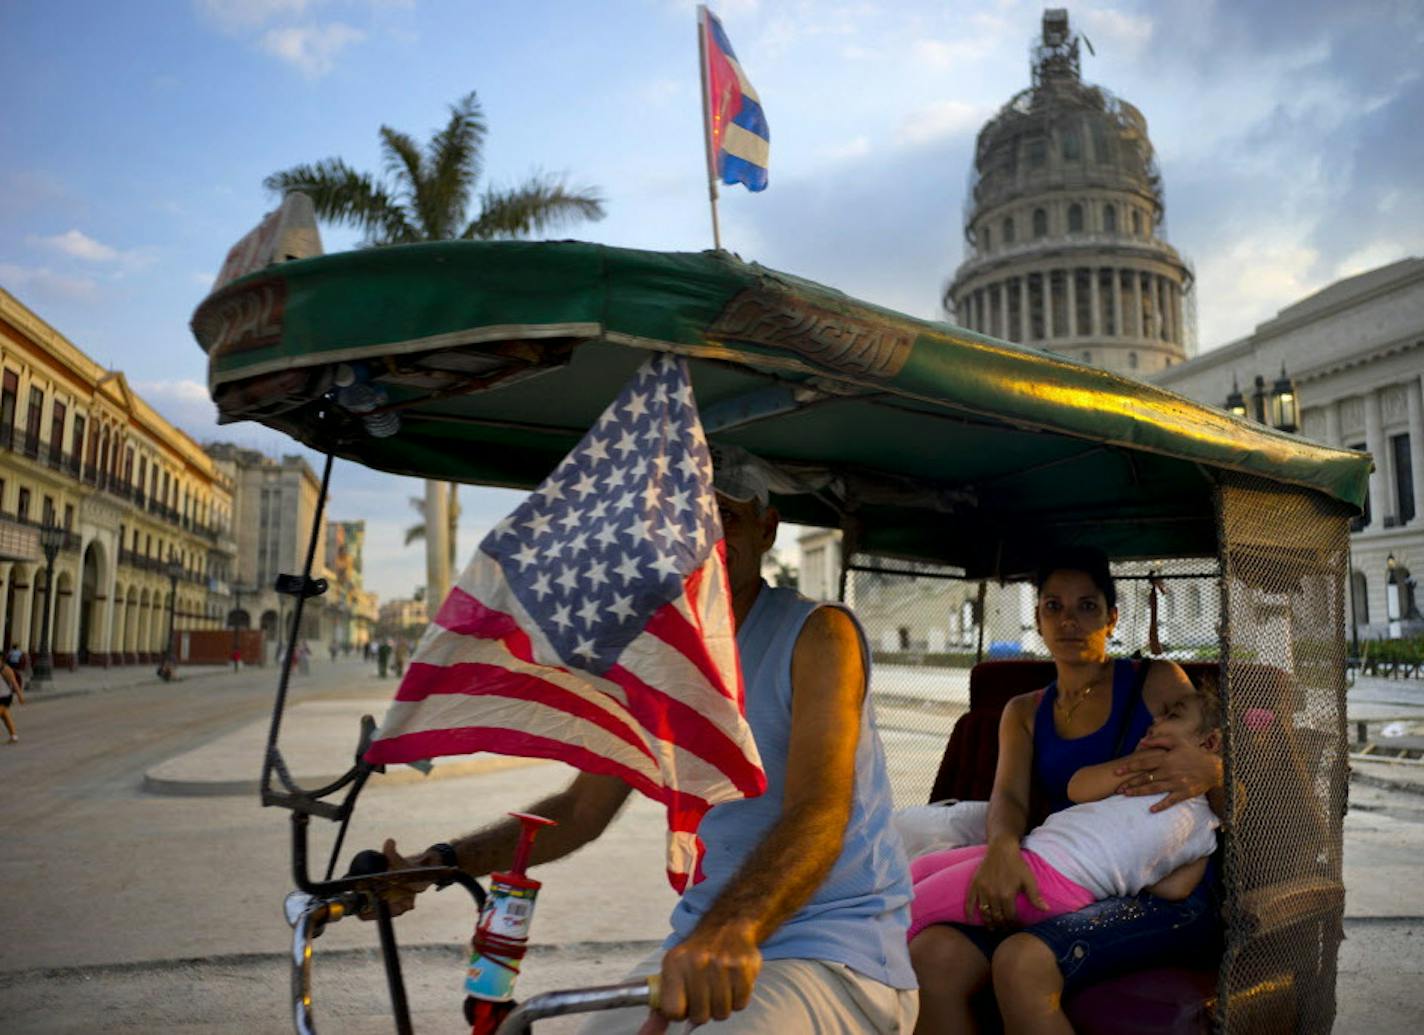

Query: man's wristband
[428,841,460,871]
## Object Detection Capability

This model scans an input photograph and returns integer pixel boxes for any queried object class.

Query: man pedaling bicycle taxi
[369,457,919,1033]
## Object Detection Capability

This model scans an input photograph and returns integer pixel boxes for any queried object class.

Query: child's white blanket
[894,801,989,859]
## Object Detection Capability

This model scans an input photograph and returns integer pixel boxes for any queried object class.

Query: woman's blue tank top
[1033,658,1152,815]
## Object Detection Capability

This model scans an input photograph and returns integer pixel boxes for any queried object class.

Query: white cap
[710,445,770,507]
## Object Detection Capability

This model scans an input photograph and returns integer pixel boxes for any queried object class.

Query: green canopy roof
[191,240,1369,575]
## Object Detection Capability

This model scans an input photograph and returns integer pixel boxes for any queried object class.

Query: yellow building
[0,287,237,668]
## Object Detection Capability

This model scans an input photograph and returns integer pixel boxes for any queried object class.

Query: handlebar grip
[646,974,661,1012]
[347,849,389,877]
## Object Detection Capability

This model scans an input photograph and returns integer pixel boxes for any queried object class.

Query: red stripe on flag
[434,581,535,663]
[365,727,711,834]
[386,660,655,762]
[607,654,766,797]
[642,552,741,705]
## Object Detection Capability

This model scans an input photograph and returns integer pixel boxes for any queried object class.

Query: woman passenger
[910,547,1224,1034]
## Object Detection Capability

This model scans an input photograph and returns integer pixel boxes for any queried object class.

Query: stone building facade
[326,519,377,648]
[204,443,345,658]
[1154,258,1424,641]
[0,287,237,668]
[944,9,1193,376]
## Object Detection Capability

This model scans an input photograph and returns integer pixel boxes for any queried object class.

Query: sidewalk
[21,660,236,703]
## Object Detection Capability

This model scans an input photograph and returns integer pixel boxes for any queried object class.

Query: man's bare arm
[376,771,631,917]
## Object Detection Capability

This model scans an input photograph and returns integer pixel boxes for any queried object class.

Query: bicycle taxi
[191,218,1371,1033]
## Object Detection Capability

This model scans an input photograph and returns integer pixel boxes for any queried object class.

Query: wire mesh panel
[845,557,980,809]
[1216,476,1351,1034]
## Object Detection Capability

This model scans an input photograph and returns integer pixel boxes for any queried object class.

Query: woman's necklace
[1056,683,1095,722]
[1057,663,1110,723]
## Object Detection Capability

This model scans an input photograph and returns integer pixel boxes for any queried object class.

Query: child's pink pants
[907,844,1096,941]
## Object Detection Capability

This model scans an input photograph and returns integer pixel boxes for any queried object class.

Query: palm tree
[266,91,605,606]
[404,488,460,571]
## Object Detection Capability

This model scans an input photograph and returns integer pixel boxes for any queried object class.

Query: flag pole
[697,5,723,250]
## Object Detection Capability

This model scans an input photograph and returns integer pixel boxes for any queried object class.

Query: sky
[3,0,1422,603]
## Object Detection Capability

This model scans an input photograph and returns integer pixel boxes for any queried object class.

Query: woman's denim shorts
[948,861,1222,994]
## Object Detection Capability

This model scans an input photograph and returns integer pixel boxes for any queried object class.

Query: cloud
[897,100,987,146]
[131,378,220,432]
[0,264,100,304]
[820,135,871,161]
[1076,8,1154,61]
[29,229,119,262]
[259,22,364,77]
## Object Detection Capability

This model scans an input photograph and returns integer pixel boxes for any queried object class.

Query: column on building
[1044,271,1056,339]
[1409,377,1424,527]
[1015,277,1026,341]
[1088,266,1101,336]
[10,568,33,652]
[1364,389,1389,529]
[997,279,1009,339]
[0,564,10,644]
[1110,268,1122,338]
[1323,399,1340,446]
[1065,267,1078,337]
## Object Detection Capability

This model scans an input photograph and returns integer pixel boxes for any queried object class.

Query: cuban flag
[365,354,766,891]
[700,6,769,192]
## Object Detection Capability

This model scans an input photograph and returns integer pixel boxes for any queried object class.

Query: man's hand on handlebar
[357,838,437,920]
[638,920,761,1031]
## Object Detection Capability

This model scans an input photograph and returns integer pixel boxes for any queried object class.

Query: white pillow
[893,801,989,860]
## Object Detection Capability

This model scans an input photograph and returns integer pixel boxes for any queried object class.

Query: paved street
[1,660,1422,1032]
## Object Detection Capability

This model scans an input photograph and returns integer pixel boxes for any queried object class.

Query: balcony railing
[2,426,230,543]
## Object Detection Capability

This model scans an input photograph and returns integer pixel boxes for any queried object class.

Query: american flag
[365,353,766,890]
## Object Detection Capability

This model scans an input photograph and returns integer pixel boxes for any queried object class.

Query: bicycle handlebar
[493,976,660,1035]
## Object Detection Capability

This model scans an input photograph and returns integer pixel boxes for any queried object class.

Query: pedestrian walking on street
[2,659,26,743]
[393,639,408,678]
[377,639,391,678]
[6,644,28,692]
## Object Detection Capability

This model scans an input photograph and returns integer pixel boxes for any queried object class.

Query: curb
[0,938,665,984]
[141,752,549,797]
[24,665,235,704]
[1350,767,1424,798]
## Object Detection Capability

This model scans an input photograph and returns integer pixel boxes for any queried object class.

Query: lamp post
[159,551,183,680]
[33,522,65,688]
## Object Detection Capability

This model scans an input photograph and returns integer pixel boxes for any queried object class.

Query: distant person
[329,640,339,663]
[1,657,24,743]
[377,640,391,678]
[6,644,27,690]
[393,639,408,678]
[230,645,242,672]
[298,640,312,676]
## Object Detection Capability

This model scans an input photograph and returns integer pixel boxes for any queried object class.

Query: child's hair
[1192,671,1222,733]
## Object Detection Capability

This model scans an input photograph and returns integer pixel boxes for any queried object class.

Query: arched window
[1068,203,1084,233]
[1352,571,1369,626]
[982,225,992,251]
[1002,217,1015,244]
[1128,351,1138,369]
[1032,208,1048,238]
[1062,131,1081,160]
[1103,205,1117,234]
[1028,139,1047,168]
[1131,209,1143,237]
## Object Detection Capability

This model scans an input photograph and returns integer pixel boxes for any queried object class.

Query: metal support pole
[33,533,60,686]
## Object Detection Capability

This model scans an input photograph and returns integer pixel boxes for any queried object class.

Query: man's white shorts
[576,951,918,1034]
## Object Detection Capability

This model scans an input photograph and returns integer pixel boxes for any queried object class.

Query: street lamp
[33,521,65,687]
[1224,366,1299,433]
[159,551,184,680]
[1270,363,1299,433]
